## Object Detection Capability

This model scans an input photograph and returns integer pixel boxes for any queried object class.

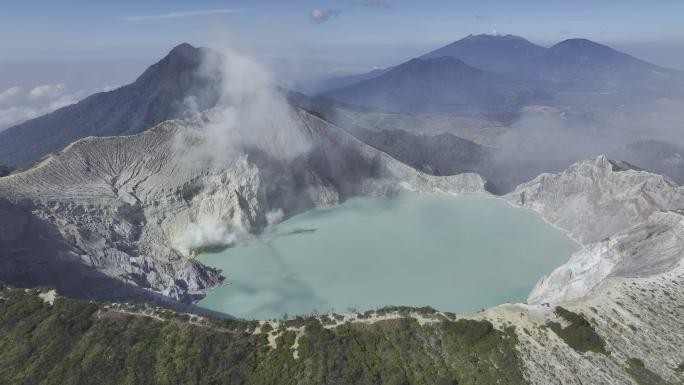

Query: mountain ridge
[323,56,552,116]
[0,43,220,167]
[318,34,684,108]
[421,33,547,71]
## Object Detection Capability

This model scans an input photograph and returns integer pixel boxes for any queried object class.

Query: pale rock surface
[489,156,684,383]
[506,155,684,243]
[506,155,684,305]
[528,210,684,304]
[0,109,485,303]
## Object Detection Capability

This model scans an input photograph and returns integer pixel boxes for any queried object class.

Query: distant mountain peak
[513,36,684,104]
[166,42,205,62]
[163,42,202,64]
[541,38,651,67]
[171,42,196,52]
[323,50,551,116]
[420,33,546,72]
[550,38,613,52]
[0,42,221,167]
[462,33,529,42]
[134,43,205,86]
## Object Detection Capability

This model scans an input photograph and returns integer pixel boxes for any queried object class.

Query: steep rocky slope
[506,155,684,243]
[0,109,484,304]
[486,155,684,384]
[528,210,684,304]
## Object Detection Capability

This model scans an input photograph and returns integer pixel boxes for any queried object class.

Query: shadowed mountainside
[421,34,547,72]
[512,39,684,104]
[320,35,684,110]
[323,56,552,116]
[0,43,221,167]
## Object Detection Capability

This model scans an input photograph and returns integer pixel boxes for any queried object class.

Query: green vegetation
[0,286,528,385]
[626,358,672,385]
[547,307,607,355]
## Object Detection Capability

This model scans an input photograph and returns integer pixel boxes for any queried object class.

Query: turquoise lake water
[197,193,579,320]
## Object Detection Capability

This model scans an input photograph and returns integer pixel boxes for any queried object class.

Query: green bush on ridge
[0,286,528,385]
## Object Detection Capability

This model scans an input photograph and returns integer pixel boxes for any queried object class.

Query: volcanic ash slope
[0,109,484,303]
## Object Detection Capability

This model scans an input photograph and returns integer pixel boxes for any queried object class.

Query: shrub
[548,307,607,354]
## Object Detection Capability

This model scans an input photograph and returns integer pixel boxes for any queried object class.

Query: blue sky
[2,0,683,64]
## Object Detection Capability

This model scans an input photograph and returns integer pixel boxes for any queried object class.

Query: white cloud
[122,9,240,22]
[0,107,41,129]
[310,8,341,24]
[0,84,85,130]
[47,93,81,111]
[309,1,388,25]
[0,86,23,104]
[29,84,67,99]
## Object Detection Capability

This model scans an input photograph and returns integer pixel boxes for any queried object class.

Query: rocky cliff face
[0,109,484,304]
[506,155,684,243]
[505,155,684,304]
[528,210,684,304]
[492,155,684,384]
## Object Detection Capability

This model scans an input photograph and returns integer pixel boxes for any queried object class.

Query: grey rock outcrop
[505,155,684,305]
[528,210,684,304]
[0,109,485,303]
[506,155,684,243]
[485,156,684,384]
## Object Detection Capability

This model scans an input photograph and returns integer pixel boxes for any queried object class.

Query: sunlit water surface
[198,194,579,319]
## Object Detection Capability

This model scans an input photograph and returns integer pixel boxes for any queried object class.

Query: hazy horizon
[2,0,684,130]
[3,0,684,62]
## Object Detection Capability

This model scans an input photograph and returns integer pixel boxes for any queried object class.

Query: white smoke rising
[176,41,311,165]
[266,208,285,227]
[174,40,313,252]
[479,100,684,192]
[495,101,684,163]
[178,216,236,254]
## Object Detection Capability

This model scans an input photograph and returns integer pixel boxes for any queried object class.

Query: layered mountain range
[2,37,683,193]
[321,34,684,111]
[321,56,552,116]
